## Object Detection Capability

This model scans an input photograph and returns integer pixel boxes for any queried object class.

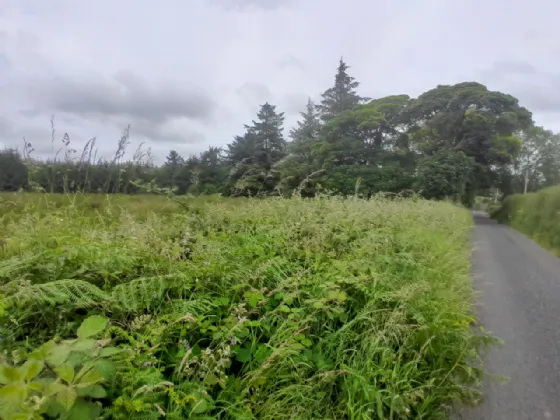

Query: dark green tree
[407,82,532,164]
[316,58,368,122]
[414,151,476,204]
[314,95,415,196]
[227,103,286,196]
[278,99,322,195]
[161,150,184,189]
[0,149,29,191]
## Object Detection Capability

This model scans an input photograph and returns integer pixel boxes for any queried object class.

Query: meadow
[0,193,489,419]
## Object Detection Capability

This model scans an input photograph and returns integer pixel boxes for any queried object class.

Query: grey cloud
[4,0,560,157]
[478,61,560,113]
[130,119,207,146]
[211,0,293,12]
[511,84,560,113]
[486,60,538,75]
[22,71,216,125]
[236,82,272,107]
[279,93,309,115]
[277,55,305,71]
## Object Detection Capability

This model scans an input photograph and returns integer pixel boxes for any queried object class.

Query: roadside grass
[491,185,560,254]
[0,193,490,419]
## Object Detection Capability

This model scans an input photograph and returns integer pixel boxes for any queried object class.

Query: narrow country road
[459,212,560,420]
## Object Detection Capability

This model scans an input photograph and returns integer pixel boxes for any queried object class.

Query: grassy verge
[491,185,560,254]
[0,193,488,419]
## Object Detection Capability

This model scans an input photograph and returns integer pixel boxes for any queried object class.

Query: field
[0,193,488,419]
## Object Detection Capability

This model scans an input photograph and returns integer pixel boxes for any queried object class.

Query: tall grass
[0,193,489,419]
[491,185,560,253]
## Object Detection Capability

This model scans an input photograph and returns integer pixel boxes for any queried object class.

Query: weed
[0,193,490,419]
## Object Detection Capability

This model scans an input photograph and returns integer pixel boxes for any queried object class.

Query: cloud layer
[1,0,559,161]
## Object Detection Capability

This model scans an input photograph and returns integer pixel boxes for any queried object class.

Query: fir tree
[247,102,286,166]
[290,98,321,146]
[316,58,368,122]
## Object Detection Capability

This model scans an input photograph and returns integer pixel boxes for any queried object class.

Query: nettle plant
[0,315,120,420]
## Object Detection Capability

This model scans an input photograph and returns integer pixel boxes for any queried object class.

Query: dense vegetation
[3,59,560,204]
[491,185,560,253]
[0,193,492,419]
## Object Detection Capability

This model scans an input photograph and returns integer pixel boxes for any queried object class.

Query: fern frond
[0,253,43,283]
[129,411,161,420]
[165,298,215,317]
[3,279,109,309]
[111,273,190,311]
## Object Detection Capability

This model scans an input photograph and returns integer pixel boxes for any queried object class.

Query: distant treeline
[2,59,560,204]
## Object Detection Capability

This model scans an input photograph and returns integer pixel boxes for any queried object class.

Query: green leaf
[99,347,123,357]
[46,345,71,367]
[64,400,102,420]
[71,339,96,352]
[0,383,27,406]
[77,315,108,339]
[27,381,43,391]
[191,397,211,414]
[29,340,57,361]
[245,291,264,308]
[22,359,44,382]
[56,386,77,411]
[44,382,67,397]
[0,366,24,383]
[253,345,272,362]
[55,364,75,384]
[93,359,115,380]
[79,384,106,398]
[76,369,104,387]
[279,305,291,313]
[10,414,34,420]
[204,374,220,386]
[235,348,252,363]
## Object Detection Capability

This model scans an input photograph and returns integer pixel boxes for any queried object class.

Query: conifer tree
[316,58,368,122]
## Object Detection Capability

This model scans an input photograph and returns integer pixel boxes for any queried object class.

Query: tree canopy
[2,58,556,203]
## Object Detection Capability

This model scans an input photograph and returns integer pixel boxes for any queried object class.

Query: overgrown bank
[491,185,560,254]
[0,194,488,419]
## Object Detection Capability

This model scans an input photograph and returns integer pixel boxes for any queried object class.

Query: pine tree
[164,150,184,168]
[161,150,184,189]
[225,103,286,196]
[316,58,368,122]
[290,98,321,146]
[247,102,286,166]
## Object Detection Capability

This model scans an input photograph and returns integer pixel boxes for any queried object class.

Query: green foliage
[0,149,29,192]
[415,151,476,205]
[2,59,551,202]
[491,185,560,253]
[316,58,369,121]
[0,315,118,420]
[0,193,494,419]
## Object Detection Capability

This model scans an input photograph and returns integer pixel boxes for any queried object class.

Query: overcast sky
[1,0,559,162]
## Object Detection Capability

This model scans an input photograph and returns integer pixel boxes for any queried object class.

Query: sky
[1,0,560,163]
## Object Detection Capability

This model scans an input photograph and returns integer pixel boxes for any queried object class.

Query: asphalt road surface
[459,212,560,420]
